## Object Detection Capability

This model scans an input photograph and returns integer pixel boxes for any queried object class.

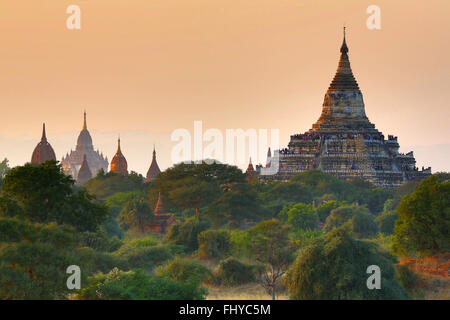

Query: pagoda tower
[245,157,257,183]
[266,28,431,188]
[61,111,108,178]
[31,123,56,165]
[145,145,161,183]
[146,192,176,233]
[110,137,128,175]
[77,154,92,184]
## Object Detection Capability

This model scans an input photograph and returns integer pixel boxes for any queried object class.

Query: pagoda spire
[41,123,47,142]
[154,192,166,215]
[328,26,358,91]
[145,144,161,183]
[82,110,87,130]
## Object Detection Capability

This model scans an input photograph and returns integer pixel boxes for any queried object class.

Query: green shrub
[214,257,255,286]
[395,265,418,291]
[158,257,213,285]
[115,245,172,270]
[166,217,211,252]
[375,210,398,235]
[286,228,408,300]
[75,268,207,300]
[198,230,232,259]
[325,205,378,238]
[316,200,347,222]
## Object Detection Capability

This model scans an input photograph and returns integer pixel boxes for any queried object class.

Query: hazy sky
[1,0,449,174]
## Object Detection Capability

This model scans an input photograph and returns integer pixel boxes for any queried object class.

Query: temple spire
[41,123,47,142]
[341,25,348,54]
[328,26,358,91]
[83,110,87,130]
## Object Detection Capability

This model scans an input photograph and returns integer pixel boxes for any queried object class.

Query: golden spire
[82,110,87,130]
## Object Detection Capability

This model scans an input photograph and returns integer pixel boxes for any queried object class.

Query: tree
[325,205,378,238]
[165,217,211,252]
[375,210,398,235]
[198,230,232,260]
[207,183,261,228]
[392,175,449,257]
[154,162,246,217]
[214,257,256,286]
[1,161,108,231]
[316,200,347,223]
[158,257,213,285]
[84,170,145,200]
[278,203,318,230]
[286,228,408,300]
[0,217,85,299]
[74,268,207,300]
[247,219,294,300]
[118,197,153,233]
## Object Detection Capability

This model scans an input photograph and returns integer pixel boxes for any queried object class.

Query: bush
[316,200,347,223]
[115,245,173,270]
[375,210,398,235]
[166,217,211,252]
[395,265,418,291]
[158,257,213,285]
[286,228,408,300]
[279,203,318,230]
[325,205,378,238]
[214,257,256,286]
[392,175,449,257]
[198,230,232,260]
[75,268,207,300]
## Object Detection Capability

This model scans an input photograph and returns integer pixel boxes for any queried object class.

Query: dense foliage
[286,228,408,299]
[392,176,449,256]
[0,159,445,300]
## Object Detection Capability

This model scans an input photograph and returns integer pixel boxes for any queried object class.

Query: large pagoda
[61,111,108,181]
[31,123,56,165]
[265,29,431,188]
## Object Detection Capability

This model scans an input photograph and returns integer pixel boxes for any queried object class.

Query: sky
[1,0,449,174]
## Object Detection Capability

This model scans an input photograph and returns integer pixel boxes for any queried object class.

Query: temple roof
[246,157,255,174]
[31,123,56,165]
[76,111,93,149]
[145,146,161,183]
[309,27,378,135]
[328,27,360,91]
[110,137,128,175]
[77,154,92,184]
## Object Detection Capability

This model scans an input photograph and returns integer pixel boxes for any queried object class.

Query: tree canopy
[392,175,449,257]
[286,228,408,300]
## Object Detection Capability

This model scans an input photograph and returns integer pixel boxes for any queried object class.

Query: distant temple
[61,112,108,181]
[245,157,257,183]
[146,192,176,233]
[145,146,161,183]
[259,29,431,188]
[31,123,56,165]
[77,154,92,185]
[110,137,128,175]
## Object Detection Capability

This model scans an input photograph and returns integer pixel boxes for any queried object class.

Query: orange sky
[1,0,449,174]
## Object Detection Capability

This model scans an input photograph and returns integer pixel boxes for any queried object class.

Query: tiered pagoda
[146,192,176,233]
[110,137,128,175]
[31,123,56,165]
[145,146,161,183]
[61,112,108,179]
[263,29,431,188]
